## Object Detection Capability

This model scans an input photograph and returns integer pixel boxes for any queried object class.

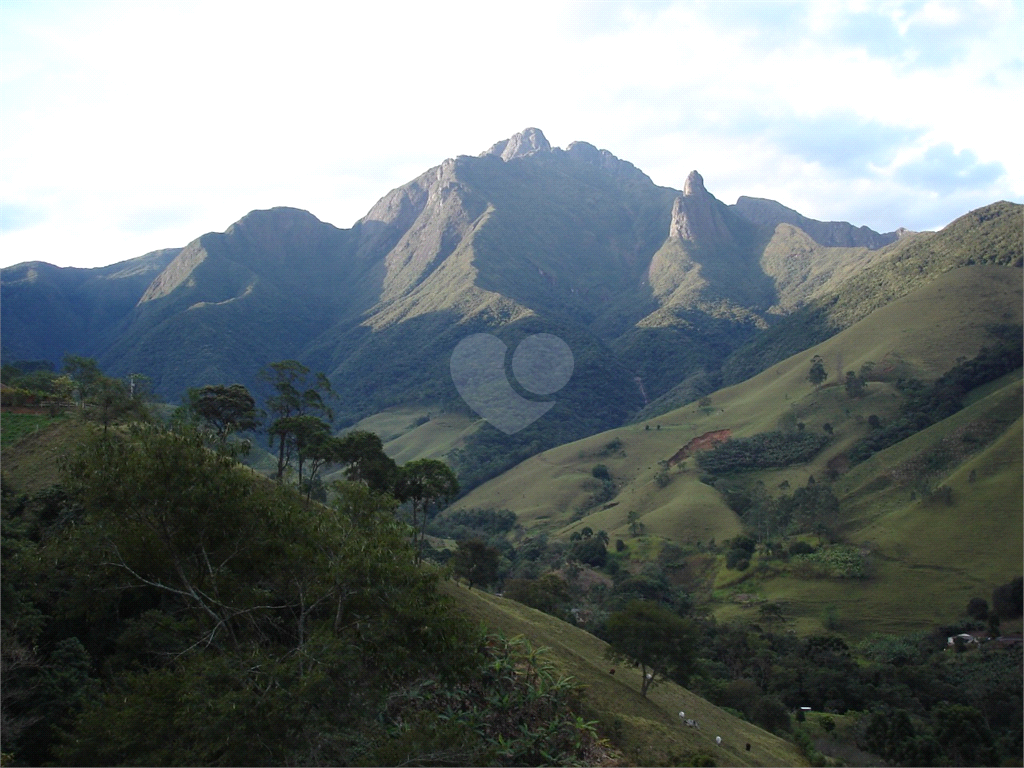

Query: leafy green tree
[335,430,399,493]
[571,536,608,568]
[259,360,336,482]
[269,414,334,495]
[992,576,1023,619]
[627,509,644,536]
[186,384,259,449]
[932,703,998,766]
[395,458,460,562]
[807,355,827,388]
[62,355,102,405]
[57,355,148,430]
[451,538,500,590]
[758,602,786,629]
[44,427,487,765]
[90,375,147,433]
[604,601,698,696]
[504,574,571,618]
[844,370,866,398]
[966,596,989,621]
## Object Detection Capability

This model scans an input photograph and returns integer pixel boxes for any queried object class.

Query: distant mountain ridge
[3,128,1021,486]
[733,195,906,250]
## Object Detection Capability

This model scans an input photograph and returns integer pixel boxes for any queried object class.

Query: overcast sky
[1,0,1021,270]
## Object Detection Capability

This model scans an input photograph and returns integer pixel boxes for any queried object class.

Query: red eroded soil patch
[666,429,731,466]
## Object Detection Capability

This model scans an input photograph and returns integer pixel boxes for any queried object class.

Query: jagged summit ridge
[483,127,552,161]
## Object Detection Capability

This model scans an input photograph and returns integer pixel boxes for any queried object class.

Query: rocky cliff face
[668,171,738,248]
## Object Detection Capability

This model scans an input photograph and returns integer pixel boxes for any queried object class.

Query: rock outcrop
[483,127,551,161]
[668,171,737,248]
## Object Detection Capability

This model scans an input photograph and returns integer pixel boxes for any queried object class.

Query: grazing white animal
[679,711,685,720]
[716,736,722,746]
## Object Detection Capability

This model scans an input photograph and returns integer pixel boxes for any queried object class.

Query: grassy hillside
[0,413,89,492]
[452,265,1023,636]
[712,379,1022,638]
[442,580,807,767]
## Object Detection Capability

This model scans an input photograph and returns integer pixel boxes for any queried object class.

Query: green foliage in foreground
[0,425,599,766]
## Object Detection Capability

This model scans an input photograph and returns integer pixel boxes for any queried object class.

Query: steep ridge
[732,195,905,249]
[99,208,370,396]
[0,248,179,364]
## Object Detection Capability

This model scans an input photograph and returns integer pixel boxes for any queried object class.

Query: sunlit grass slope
[455,265,1020,534]
[453,265,1022,636]
[442,580,807,767]
[714,383,1022,639]
[345,405,479,464]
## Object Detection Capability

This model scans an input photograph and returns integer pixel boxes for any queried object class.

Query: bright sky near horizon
[0,0,1021,270]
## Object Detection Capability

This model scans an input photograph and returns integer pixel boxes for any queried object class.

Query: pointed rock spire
[670,172,735,246]
[683,170,706,197]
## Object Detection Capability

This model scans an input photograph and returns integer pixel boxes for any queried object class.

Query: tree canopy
[603,600,698,697]
[186,383,260,448]
[1,424,600,765]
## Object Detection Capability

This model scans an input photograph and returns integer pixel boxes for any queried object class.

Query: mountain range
[2,127,1021,486]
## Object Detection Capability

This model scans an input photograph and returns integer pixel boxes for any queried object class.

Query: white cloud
[0,0,1020,269]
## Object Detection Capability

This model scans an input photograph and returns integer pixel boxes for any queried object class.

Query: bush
[966,596,989,621]
[572,536,608,568]
[992,576,1023,619]
[726,548,749,570]
[788,540,815,557]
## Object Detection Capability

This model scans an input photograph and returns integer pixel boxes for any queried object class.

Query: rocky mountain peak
[683,171,706,197]
[483,127,552,161]
[670,173,735,247]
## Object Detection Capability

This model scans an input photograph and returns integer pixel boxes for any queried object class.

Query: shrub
[788,540,815,557]
[726,548,749,570]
